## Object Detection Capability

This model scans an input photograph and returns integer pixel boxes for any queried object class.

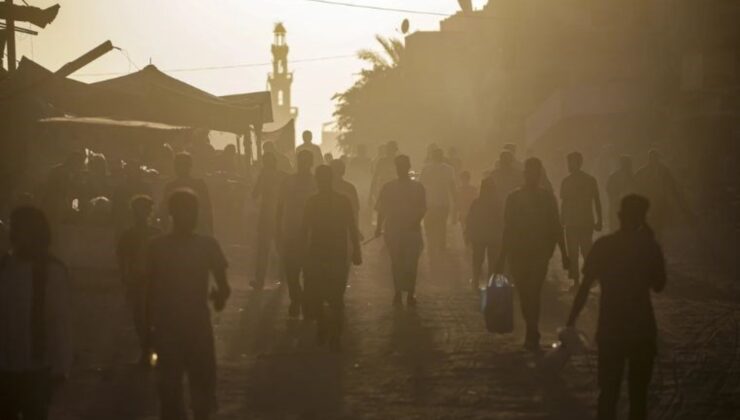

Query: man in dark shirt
[560,151,603,291]
[567,194,666,420]
[374,155,426,307]
[496,158,569,351]
[251,153,286,290]
[116,195,161,364]
[276,151,317,318]
[302,165,362,350]
[145,190,230,420]
[606,156,636,232]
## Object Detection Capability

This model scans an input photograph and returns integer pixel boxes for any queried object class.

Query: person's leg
[565,226,580,287]
[283,253,302,317]
[157,348,188,420]
[627,342,655,420]
[132,289,151,363]
[512,256,547,348]
[439,206,449,251]
[187,338,218,420]
[327,272,348,349]
[471,243,485,289]
[485,243,498,281]
[598,342,626,420]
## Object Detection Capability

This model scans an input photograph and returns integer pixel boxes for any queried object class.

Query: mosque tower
[267,22,298,124]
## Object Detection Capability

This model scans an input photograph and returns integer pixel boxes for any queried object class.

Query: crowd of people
[0,128,689,420]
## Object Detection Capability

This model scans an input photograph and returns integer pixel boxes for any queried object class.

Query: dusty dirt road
[51,230,739,420]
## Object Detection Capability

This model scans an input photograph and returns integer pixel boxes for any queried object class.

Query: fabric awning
[38,116,191,131]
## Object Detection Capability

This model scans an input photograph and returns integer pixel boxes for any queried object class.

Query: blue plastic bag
[482,274,514,334]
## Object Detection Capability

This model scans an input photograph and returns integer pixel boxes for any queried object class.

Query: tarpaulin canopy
[0,58,269,133]
[91,65,266,133]
[262,118,295,154]
[220,91,273,125]
[38,116,191,132]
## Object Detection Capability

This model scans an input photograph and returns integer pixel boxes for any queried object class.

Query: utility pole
[5,0,15,72]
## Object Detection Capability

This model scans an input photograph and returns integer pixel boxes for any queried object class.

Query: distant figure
[295,130,324,171]
[560,152,603,290]
[161,153,214,236]
[0,207,72,419]
[375,155,426,307]
[330,159,361,231]
[263,141,294,174]
[502,143,524,172]
[302,166,362,350]
[486,151,523,207]
[446,146,463,175]
[85,152,112,201]
[465,177,502,291]
[251,153,287,290]
[606,156,636,232]
[112,160,152,232]
[276,150,317,318]
[145,190,230,420]
[496,158,569,351]
[369,141,399,208]
[323,152,334,164]
[346,144,373,222]
[634,150,691,237]
[457,170,478,230]
[567,194,666,420]
[419,148,457,254]
[218,144,238,176]
[116,195,161,364]
[42,151,86,224]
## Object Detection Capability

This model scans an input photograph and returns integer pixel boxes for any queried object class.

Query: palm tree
[357,35,405,71]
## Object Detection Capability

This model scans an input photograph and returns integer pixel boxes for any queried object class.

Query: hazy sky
[14,1,485,141]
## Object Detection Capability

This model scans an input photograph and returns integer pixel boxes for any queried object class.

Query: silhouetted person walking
[567,194,666,420]
[330,159,361,230]
[146,190,230,420]
[116,195,161,365]
[276,151,317,318]
[465,177,501,291]
[162,153,214,236]
[113,160,152,233]
[486,151,522,207]
[374,155,426,307]
[496,158,569,351]
[560,152,603,290]
[420,148,457,255]
[251,153,286,290]
[369,141,399,209]
[302,166,362,350]
[606,156,636,232]
[0,206,72,420]
[634,150,690,238]
[295,130,324,171]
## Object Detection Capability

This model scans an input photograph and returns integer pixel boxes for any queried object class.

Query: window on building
[277,59,284,74]
[278,90,284,106]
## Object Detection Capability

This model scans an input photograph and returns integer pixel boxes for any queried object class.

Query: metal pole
[55,40,114,77]
[5,0,16,72]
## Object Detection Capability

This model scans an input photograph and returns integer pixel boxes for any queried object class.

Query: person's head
[88,152,108,177]
[130,195,154,225]
[324,153,334,163]
[9,206,51,259]
[460,170,471,185]
[168,189,199,233]
[64,151,86,171]
[302,130,313,145]
[499,151,514,168]
[524,157,543,188]
[503,143,517,157]
[567,151,583,173]
[619,155,633,172]
[395,155,411,179]
[386,141,399,157]
[647,149,661,166]
[224,144,236,156]
[315,165,333,192]
[262,152,277,170]
[173,152,193,178]
[430,148,444,164]
[124,159,143,179]
[618,194,650,231]
[263,141,276,154]
[330,159,346,179]
[296,150,314,174]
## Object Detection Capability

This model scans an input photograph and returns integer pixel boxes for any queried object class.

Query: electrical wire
[303,0,450,17]
[75,54,356,77]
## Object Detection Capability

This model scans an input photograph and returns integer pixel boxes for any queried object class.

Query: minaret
[267,22,298,124]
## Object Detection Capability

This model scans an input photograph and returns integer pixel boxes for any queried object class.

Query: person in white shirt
[419,148,457,255]
[0,206,72,420]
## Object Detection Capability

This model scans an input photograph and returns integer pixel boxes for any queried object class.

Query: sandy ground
[50,228,740,420]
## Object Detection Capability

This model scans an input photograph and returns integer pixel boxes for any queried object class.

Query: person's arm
[348,203,362,265]
[210,240,230,312]
[494,195,513,273]
[593,177,603,232]
[374,185,386,238]
[566,273,596,326]
[551,193,569,270]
